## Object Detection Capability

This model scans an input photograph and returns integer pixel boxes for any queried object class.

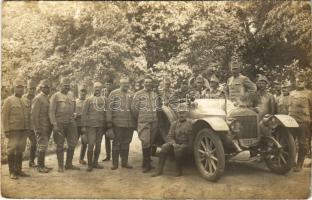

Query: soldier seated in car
[152,103,193,177]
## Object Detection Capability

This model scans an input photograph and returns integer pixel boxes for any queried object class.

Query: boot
[175,157,182,177]
[65,149,80,170]
[93,150,104,169]
[143,148,154,173]
[103,136,111,162]
[8,153,18,179]
[29,144,37,167]
[37,152,49,173]
[42,154,53,171]
[15,153,30,177]
[111,150,119,170]
[79,143,87,165]
[121,149,132,169]
[86,151,93,172]
[152,152,167,177]
[57,150,64,172]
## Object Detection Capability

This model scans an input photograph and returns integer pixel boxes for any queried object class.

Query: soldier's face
[120,81,130,92]
[94,85,102,96]
[61,84,70,94]
[80,89,87,99]
[195,80,204,90]
[257,80,267,90]
[210,81,218,89]
[231,64,240,76]
[105,83,113,92]
[28,87,36,96]
[135,82,141,91]
[144,79,153,91]
[14,85,24,97]
[42,86,50,95]
[178,111,188,121]
[281,86,289,95]
[296,79,305,89]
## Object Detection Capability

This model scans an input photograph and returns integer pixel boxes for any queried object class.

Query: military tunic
[276,95,290,115]
[31,92,52,152]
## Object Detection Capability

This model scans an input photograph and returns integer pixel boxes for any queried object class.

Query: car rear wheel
[193,128,225,181]
[264,127,296,174]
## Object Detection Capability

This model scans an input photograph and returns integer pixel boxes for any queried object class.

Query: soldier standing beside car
[21,79,37,168]
[81,82,107,172]
[276,81,291,115]
[75,84,88,165]
[31,79,52,173]
[254,75,276,119]
[2,78,30,179]
[49,77,79,172]
[289,73,312,172]
[152,103,193,177]
[226,60,257,106]
[132,75,160,173]
[159,77,173,106]
[107,77,136,170]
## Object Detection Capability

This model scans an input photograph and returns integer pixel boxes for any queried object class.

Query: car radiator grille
[235,115,258,139]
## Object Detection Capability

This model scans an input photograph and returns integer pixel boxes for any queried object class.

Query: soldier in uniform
[188,67,210,89]
[159,77,173,106]
[49,77,79,172]
[31,79,52,173]
[107,77,136,170]
[21,79,37,167]
[226,60,256,105]
[276,80,291,114]
[81,82,107,172]
[193,75,209,99]
[2,78,30,179]
[75,84,88,165]
[289,73,312,172]
[131,75,160,173]
[206,74,223,99]
[152,103,193,177]
[102,78,114,162]
[254,75,276,119]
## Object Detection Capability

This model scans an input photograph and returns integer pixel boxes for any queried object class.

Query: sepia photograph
[1,1,311,199]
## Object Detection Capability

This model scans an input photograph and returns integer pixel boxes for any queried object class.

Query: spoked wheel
[193,128,225,181]
[264,127,296,174]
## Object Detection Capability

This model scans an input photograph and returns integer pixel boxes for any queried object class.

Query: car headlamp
[230,120,241,133]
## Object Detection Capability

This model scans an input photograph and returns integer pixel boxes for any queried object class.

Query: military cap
[39,79,51,87]
[195,75,204,83]
[13,78,26,87]
[120,77,130,83]
[27,79,37,88]
[296,72,306,81]
[60,77,71,85]
[93,82,102,87]
[210,74,219,83]
[79,84,88,91]
[281,80,291,87]
[257,74,269,84]
[177,103,189,112]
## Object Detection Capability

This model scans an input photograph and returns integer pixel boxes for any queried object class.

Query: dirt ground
[1,133,311,199]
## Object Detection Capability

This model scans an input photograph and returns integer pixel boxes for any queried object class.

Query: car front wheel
[193,128,225,182]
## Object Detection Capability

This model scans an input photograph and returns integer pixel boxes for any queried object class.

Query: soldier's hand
[4,131,10,138]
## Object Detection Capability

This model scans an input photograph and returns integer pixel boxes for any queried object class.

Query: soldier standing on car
[75,84,88,165]
[49,77,79,172]
[102,78,114,162]
[254,75,276,119]
[107,77,136,170]
[31,79,53,173]
[152,103,193,177]
[289,73,312,172]
[21,79,37,168]
[2,78,30,179]
[81,82,107,172]
[276,80,291,114]
[131,75,160,173]
[226,60,256,105]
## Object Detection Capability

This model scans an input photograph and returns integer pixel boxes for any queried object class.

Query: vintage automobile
[157,98,298,181]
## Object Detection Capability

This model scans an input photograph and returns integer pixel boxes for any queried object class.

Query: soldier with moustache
[2,78,31,179]
[21,79,37,167]
[31,79,53,173]
[49,77,79,172]
[107,77,136,170]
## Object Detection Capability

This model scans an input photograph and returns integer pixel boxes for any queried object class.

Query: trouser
[53,122,78,168]
[86,127,104,166]
[293,122,310,168]
[36,128,52,168]
[77,126,87,161]
[112,127,134,166]
[105,134,111,158]
[7,130,29,174]
[28,130,37,163]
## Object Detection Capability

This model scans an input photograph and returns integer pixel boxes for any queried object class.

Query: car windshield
[193,99,235,115]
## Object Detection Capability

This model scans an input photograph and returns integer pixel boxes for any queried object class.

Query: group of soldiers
[2,59,311,179]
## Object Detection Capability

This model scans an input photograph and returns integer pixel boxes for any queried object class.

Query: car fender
[194,117,229,132]
[274,114,299,128]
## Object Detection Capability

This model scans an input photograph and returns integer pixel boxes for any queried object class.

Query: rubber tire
[264,129,296,174]
[193,128,225,182]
